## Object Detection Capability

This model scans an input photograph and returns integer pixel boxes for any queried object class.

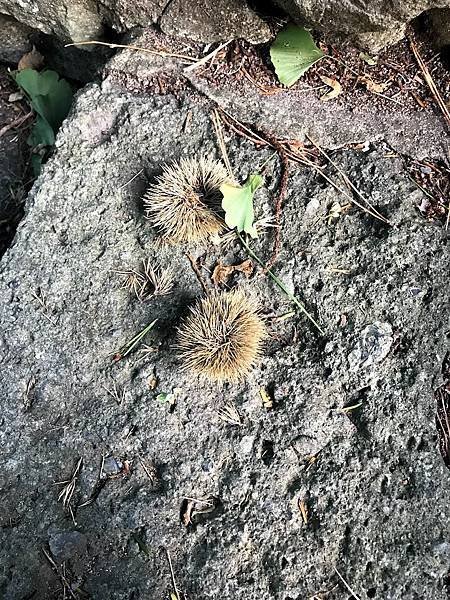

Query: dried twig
[102,382,126,405]
[409,35,450,126]
[42,548,78,599]
[306,135,392,225]
[166,548,181,600]
[56,458,83,525]
[211,108,235,181]
[185,252,209,294]
[65,40,197,63]
[219,108,391,226]
[184,40,232,73]
[30,288,57,326]
[120,168,144,189]
[0,110,33,138]
[334,567,362,600]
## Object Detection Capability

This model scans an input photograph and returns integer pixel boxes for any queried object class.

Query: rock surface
[104,29,450,161]
[0,0,270,45]
[274,0,450,50]
[0,13,33,64]
[428,7,450,48]
[0,55,449,600]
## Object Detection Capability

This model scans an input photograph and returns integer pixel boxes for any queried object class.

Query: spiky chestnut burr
[177,289,266,382]
[144,157,229,244]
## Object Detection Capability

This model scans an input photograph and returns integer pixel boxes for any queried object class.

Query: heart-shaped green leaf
[221,174,262,238]
[270,24,325,87]
[15,69,73,131]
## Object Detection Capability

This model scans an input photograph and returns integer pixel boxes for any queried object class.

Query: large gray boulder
[0,13,33,64]
[0,0,270,45]
[274,0,450,50]
[0,45,449,599]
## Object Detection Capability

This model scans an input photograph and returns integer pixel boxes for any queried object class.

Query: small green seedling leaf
[359,52,378,66]
[14,68,73,175]
[15,69,73,131]
[157,392,176,406]
[270,24,325,87]
[221,174,262,238]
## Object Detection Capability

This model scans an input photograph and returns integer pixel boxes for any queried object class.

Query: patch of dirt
[0,65,31,257]
[196,32,449,119]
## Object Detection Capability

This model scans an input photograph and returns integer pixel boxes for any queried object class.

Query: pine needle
[237,233,324,335]
[113,319,158,361]
[65,40,197,63]
[409,36,450,126]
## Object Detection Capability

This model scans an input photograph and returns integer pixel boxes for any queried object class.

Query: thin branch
[334,567,362,600]
[65,40,198,63]
[185,253,209,295]
[184,40,232,73]
[409,35,450,126]
[0,111,33,138]
[306,134,392,225]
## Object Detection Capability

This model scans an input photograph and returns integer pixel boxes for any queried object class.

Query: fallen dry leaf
[259,387,273,409]
[320,75,342,101]
[359,75,389,94]
[18,46,44,71]
[212,259,254,286]
[298,497,309,524]
[359,52,378,66]
[180,496,219,526]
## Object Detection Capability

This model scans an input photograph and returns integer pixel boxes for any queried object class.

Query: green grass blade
[238,233,324,335]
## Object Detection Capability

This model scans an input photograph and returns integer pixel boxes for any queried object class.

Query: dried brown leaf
[18,46,44,71]
[359,75,389,94]
[320,75,342,101]
[211,259,254,286]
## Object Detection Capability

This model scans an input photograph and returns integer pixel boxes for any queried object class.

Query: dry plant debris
[180,496,219,526]
[144,157,230,243]
[211,259,254,286]
[407,158,450,226]
[259,387,274,409]
[56,458,82,524]
[23,375,36,412]
[177,289,266,382]
[117,259,173,301]
[112,319,158,362]
[216,402,243,426]
[298,496,309,524]
[409,34,450,126]
[42,548,81,599]
[436,353,450,470]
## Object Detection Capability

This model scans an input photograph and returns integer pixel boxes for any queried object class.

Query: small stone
[239,435,255,455]
[348,321,393,371]
[49,530,87,562]
[8,92,23,102]
[102,456,123,477]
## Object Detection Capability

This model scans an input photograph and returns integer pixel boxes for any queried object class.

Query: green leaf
[15,69,73,132]
[270,24,325,87]
[220,174,262,238]
[28,115,55,147]
[31,153,43,177]
[359,52,378,66]
[156,392,176,406]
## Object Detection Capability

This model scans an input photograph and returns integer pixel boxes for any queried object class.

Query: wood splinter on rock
[177,289,266,382]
